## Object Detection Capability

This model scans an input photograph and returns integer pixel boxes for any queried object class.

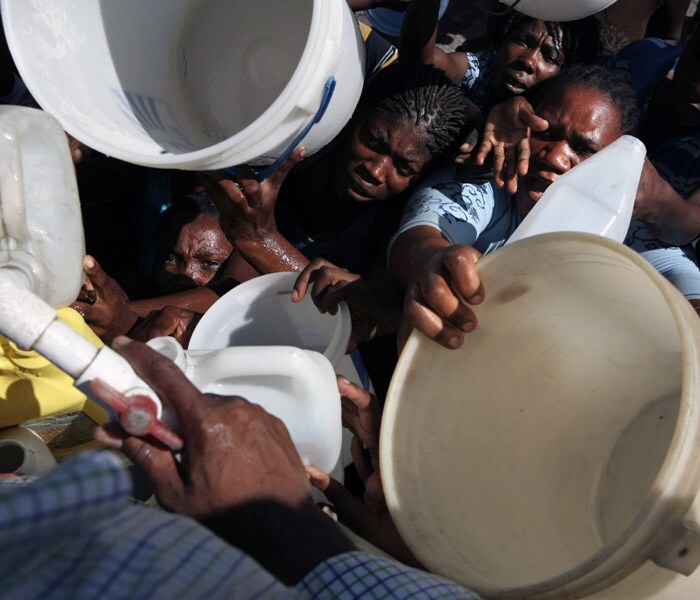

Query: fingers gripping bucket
[381,233,700,599]
[2,0,364,170]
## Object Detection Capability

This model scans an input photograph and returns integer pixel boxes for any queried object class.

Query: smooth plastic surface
[500,0,618,21]
[0,426,56,475]
[2,0,365,169]
[507,136,645,245]
[148,338,342,474]
[0,106,84,307]
[381,233,700,599]
[189,272,351,368]
[365,0,449,37]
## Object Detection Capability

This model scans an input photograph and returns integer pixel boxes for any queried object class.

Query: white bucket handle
[220,76,337,183]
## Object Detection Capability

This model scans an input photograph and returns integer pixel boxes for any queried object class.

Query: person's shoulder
[359,22,398,78]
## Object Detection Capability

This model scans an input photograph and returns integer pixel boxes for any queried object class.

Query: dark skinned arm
[93,338,356,585]
[199,149,310,275]
[399,0,468,84]
[389,225,484,349]
[645,0,691,45]
[634,158,700,246]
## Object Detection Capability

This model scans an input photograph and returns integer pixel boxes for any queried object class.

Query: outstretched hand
[128,306,201,347]
[404,245,484,349]
[199,147,305,243]
[474,97,548,195]
[307,377,422,567]
[71,255,139,343]
[293,258,400,352]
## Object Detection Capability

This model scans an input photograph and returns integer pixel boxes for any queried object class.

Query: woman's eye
[360,129,380,150]
[574,145,594,158]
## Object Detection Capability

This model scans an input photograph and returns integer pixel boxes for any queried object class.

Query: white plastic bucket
[382,233,700,599]
[1,0,365,170]
[499,0,618,21]
[189,272,351,368]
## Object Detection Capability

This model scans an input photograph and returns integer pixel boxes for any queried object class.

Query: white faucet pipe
[33,318,100,378]
[0,270,164,421]
[0,269,55,349]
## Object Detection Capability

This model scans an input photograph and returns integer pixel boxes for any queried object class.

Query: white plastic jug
[2,0,365,171]
[382,233,700,599]
[190,272,352,369]
[507,135,646,245]
[0,106,84,308]
[499,0,618,21]
[147,338,342,474]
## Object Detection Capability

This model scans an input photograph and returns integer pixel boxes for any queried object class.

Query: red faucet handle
[90,379,184,452]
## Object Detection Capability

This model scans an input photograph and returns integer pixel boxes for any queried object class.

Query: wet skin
[493,20,565,102]
[153,213,233,295]
[516,84,624,216]
[333,114,435,205]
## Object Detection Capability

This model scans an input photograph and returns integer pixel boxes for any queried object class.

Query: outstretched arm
[199,149,310,274]
[389,225,484,349]
[399,0,469,84]
[635,158,700,246]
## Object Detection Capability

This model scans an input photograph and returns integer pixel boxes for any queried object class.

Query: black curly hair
[499,13,603,66]
[540,64,639,134]
[356,62,478,160]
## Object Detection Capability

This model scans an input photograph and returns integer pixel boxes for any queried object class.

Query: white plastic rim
[1,0,365,170]
[501,0,618,21]
[381,232,700,599]
[189,272,352,368]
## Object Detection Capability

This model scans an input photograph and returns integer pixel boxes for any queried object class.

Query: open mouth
[347,177,375,201]
[503,73,527,94]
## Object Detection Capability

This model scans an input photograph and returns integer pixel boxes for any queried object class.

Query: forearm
[637,178,700,246]
[234,230,310,274]
[400,0,440,64]
[645,0,690,43]
[204,501,355,585]
[128,287,220,318]
[389,225,451,289]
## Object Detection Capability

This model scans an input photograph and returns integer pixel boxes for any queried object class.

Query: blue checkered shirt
[0,451,478,599]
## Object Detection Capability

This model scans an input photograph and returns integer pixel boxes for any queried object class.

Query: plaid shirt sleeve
[299,551,481,599]
[0,451,296,600]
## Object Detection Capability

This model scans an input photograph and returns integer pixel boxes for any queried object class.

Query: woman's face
[517,84,624,215]
[153,213,232,294]
[334,114,435,204]
[493,20,565,101]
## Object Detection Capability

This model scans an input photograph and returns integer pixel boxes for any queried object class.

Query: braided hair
[356,62,477,160]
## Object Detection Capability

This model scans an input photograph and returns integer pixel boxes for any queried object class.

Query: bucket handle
[222,76,337,183]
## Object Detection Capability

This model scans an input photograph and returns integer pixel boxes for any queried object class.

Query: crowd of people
[1,0,700,597]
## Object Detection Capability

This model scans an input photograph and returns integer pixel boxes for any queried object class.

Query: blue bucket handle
[221,75,337,183]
